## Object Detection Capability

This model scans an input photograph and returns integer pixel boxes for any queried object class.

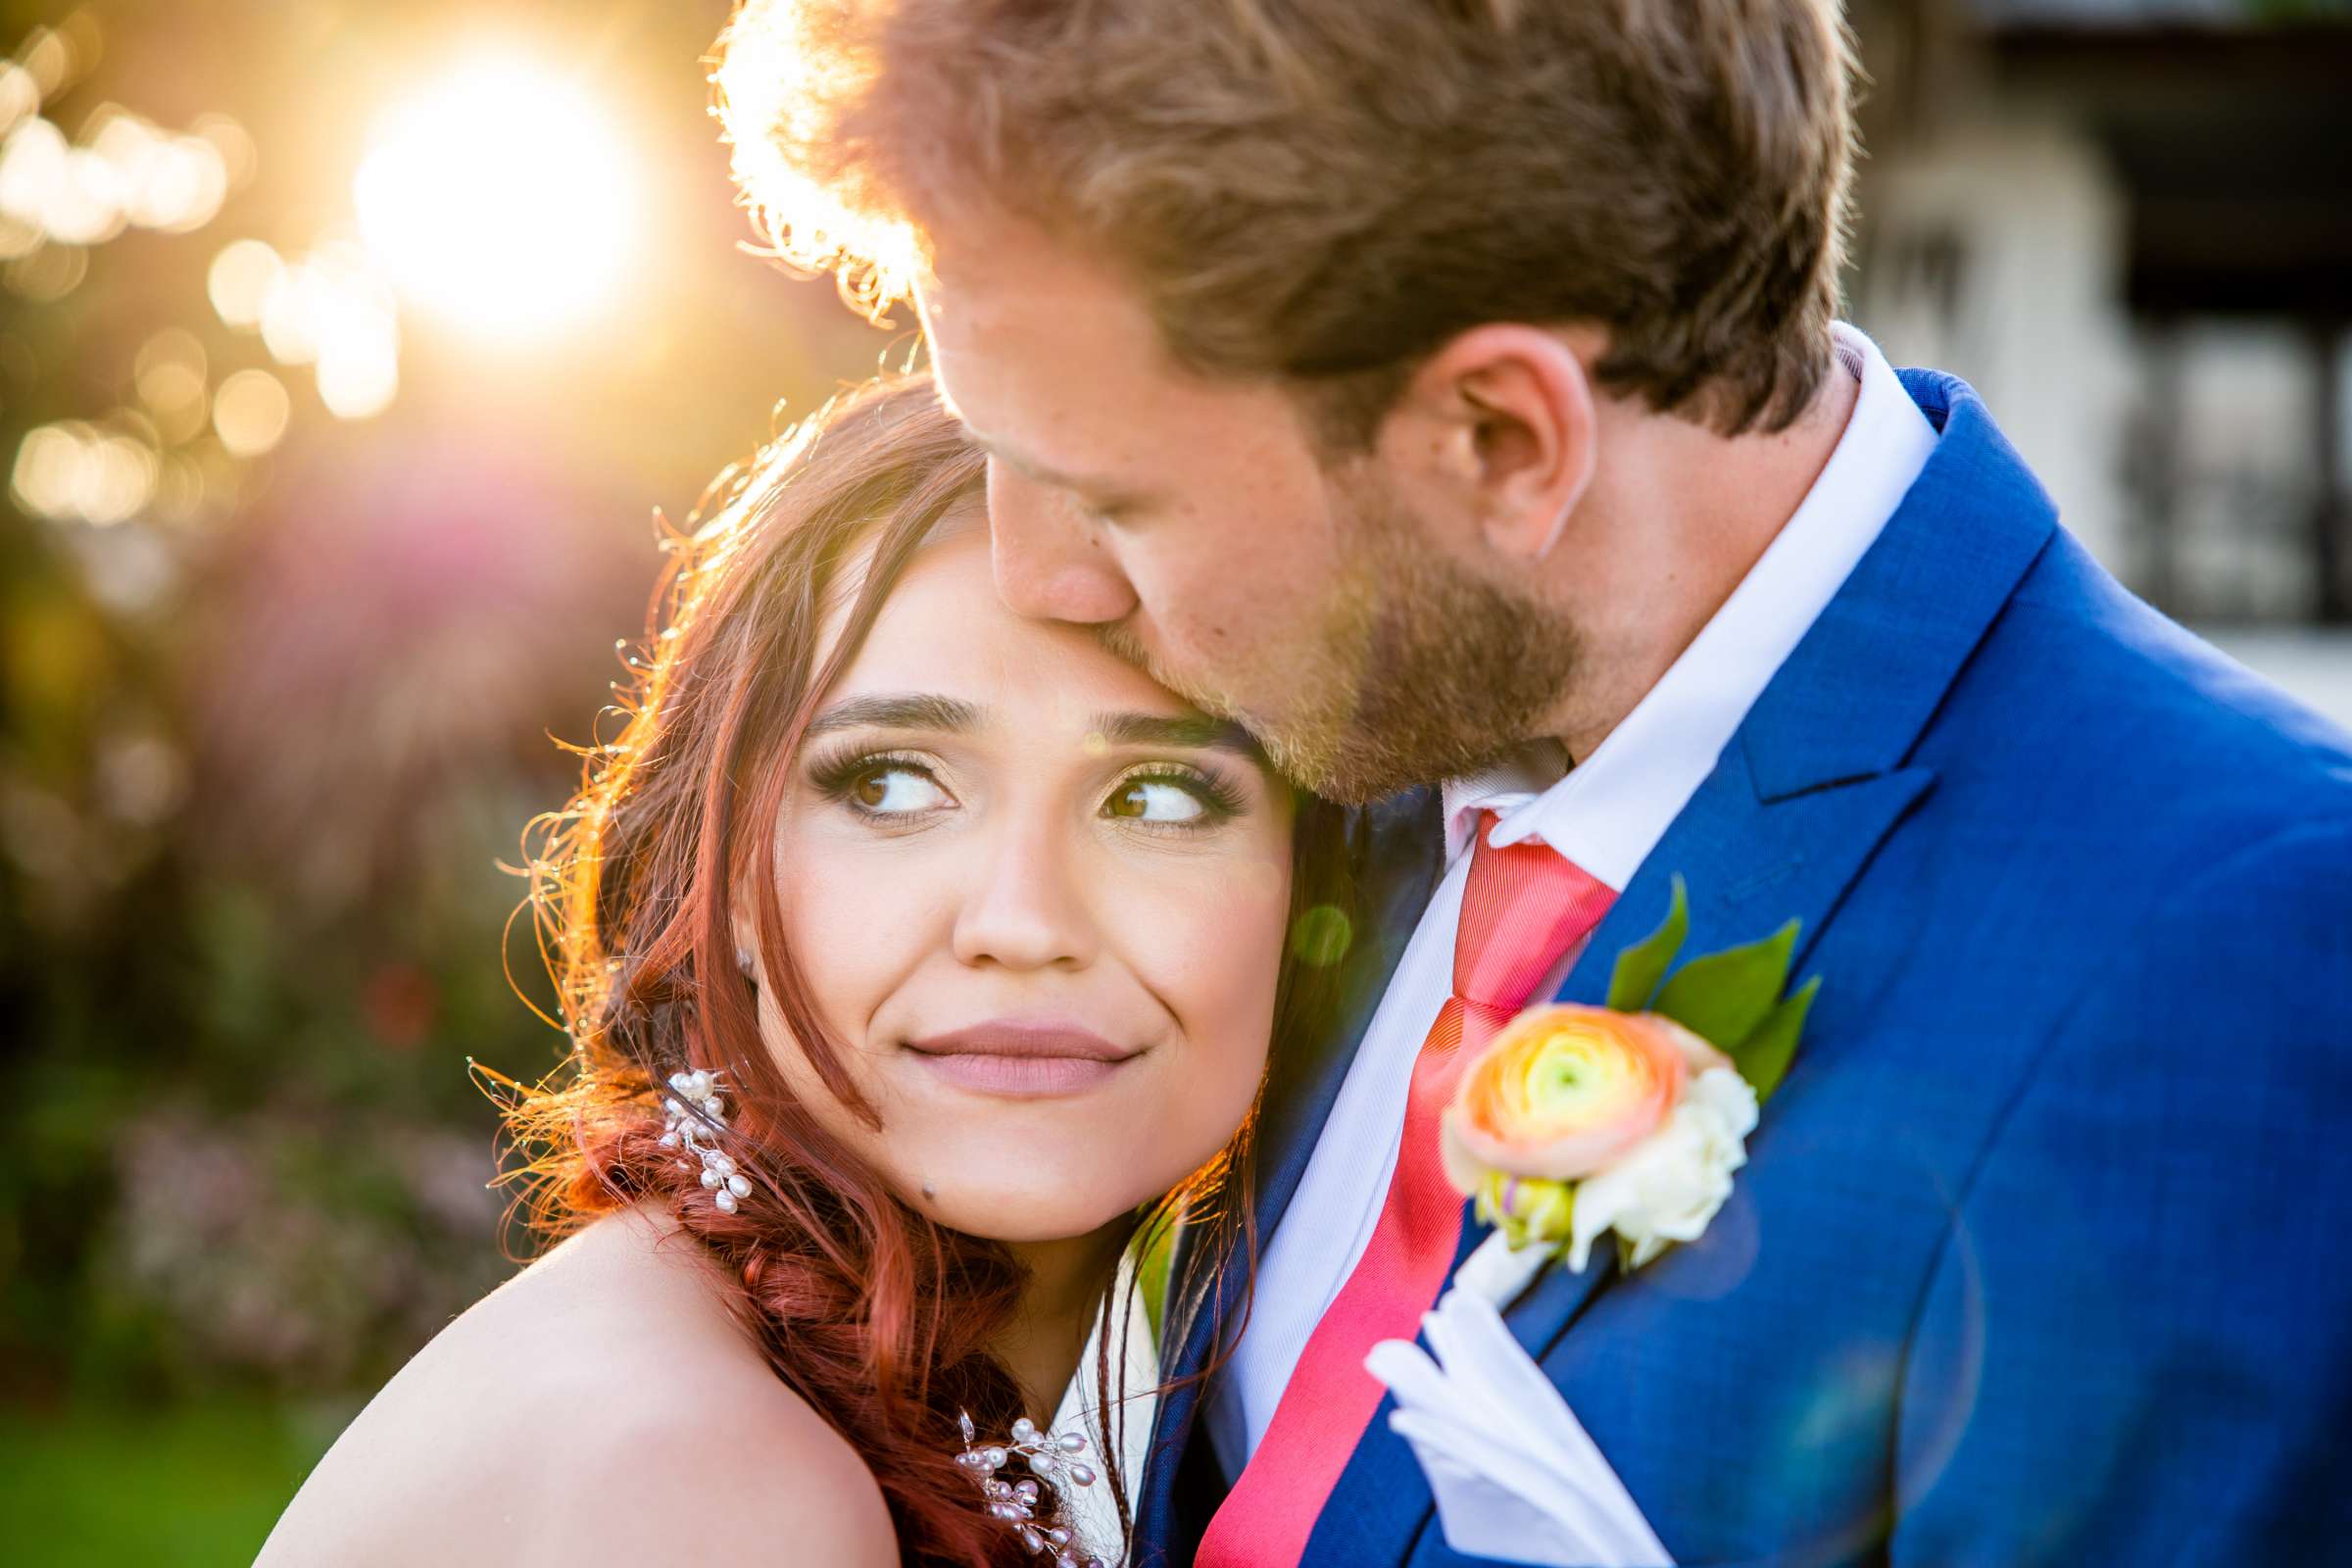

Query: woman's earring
[736,946,756,982]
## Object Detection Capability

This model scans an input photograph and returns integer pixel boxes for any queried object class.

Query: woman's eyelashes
[1103,766,1246,828]
[808,745,1246,830]
[811,750,956,821]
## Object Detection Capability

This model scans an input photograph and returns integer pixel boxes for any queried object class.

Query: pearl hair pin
[955,1411,1106,1567]
[659,1067,752,1213]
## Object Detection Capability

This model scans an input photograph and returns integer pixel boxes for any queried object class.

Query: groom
[722,0,2352,1561]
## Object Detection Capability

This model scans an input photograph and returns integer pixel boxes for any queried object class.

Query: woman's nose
[950,815,1098,973]
[987,460,1140,627]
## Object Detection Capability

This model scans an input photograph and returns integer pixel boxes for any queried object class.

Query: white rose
[1565,1065,1760,1272]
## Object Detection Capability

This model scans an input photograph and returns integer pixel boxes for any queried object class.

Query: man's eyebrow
[1092,710,1267,761]
[804,693,981,741]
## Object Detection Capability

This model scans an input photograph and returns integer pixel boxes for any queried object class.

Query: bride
[259,377,1347,1566]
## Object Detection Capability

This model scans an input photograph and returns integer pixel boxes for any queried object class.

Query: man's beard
[1102,479,1582,804]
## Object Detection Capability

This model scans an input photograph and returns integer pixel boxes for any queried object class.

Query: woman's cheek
[769,828,926,1064]
[1125,845,1291,1089]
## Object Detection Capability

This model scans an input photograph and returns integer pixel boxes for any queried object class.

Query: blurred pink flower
[186,431,647,910]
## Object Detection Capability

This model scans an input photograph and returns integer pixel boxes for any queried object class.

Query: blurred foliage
[0,1397,334,1563]
[2240,0,2352,21]
[0,0,876,1431]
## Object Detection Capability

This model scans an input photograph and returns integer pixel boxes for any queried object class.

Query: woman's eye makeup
[810,744,1248,832]
[1102,766,1246,828]
[810,750,955,819]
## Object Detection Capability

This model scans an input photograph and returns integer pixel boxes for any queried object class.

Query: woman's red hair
[490,377,1341,1565]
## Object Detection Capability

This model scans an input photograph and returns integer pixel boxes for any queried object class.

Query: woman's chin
[921,1179,1151,1246]
[906,1141,1182,1245]
[874,1063,1243,1244]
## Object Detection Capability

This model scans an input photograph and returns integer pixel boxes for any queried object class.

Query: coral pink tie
[1197,813,1614,1568]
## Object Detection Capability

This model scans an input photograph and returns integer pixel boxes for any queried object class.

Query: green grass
[0,1398,341,1566]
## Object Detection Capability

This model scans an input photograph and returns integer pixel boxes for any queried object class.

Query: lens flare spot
[1290,905,1353,967]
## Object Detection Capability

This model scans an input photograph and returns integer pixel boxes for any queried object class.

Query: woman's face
[747,518,1296,1244]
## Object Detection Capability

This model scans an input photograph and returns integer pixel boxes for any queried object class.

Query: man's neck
[1548,363,1861,763]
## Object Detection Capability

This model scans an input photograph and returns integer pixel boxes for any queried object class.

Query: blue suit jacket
[1136,371,2352,1567]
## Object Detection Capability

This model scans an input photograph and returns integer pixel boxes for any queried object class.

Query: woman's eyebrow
[805,693,981,740]
[1091,710,1266,760]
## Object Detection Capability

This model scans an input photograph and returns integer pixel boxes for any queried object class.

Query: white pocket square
[1365,1287,1674,1568]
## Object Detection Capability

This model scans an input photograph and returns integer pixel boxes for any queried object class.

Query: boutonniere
[1441,877,1818,1279]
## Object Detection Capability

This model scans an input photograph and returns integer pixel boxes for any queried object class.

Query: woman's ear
[1379,324,1599,563]
[729,907,759,983]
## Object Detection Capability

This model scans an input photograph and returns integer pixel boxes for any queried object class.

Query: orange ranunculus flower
[1441,1004,1730,1190]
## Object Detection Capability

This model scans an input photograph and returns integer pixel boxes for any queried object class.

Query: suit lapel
[1301,372,2059,1567]
[1494,752,1938,1353]
[1302,750,1939,1566]
[1504,369,2057,1360]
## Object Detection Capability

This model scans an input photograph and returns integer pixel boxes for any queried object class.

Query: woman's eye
[1105,777,1210,824]
[849,763,951,816]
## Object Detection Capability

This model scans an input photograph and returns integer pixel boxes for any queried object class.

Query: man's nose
[949,809,1099,973]
[987,459,1141,626]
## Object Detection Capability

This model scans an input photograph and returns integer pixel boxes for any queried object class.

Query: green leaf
[1652,918,1798,1051]
[1606,876,1689,1012]
[1730,974,1819,1102]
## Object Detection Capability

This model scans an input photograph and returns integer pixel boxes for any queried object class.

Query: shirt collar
[1440,741,1570,863]
[1433,324,1939,888]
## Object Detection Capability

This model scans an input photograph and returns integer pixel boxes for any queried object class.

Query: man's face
[915,215,1576,802]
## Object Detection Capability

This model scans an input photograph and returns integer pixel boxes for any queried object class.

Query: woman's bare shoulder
[257,1203,896,1567]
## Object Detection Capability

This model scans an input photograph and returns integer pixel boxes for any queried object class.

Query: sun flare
[355,55,638,340]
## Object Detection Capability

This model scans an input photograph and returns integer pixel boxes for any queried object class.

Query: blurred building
[1848,0,2352,724]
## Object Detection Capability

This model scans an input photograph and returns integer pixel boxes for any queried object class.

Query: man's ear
[1379,324,1599,562]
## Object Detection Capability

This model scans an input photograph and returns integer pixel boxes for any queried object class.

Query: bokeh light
[3,237,83,300]
[250,239,400,417]
[17,24,74,101]
[354,55,639,339]
[213,368,290,459]
[133,329,210,445]
[207,237,280,328]
[0,106,234,258]
[86,106,231,233]
[10,419,160,526]
[10,420,83,517]
[0,61,38,134]
[190,112,257,192]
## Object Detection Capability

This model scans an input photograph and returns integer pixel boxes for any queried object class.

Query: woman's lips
[902,1022,1141,1099]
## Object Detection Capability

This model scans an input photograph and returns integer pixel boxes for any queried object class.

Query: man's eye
[850,763,951,815]
[1104,777,1210,824]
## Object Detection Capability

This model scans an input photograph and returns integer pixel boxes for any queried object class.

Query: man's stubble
[1102,472,1582,804]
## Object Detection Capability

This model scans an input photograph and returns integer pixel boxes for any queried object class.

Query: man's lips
[901,1021,1142,1098]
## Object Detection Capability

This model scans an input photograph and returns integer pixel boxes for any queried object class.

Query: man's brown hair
[717,0,1858,442]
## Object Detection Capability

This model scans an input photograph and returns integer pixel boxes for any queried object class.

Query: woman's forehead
[827,520,1197,726]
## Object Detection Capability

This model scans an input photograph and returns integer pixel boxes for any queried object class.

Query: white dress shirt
[1206,323,1939,1475]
